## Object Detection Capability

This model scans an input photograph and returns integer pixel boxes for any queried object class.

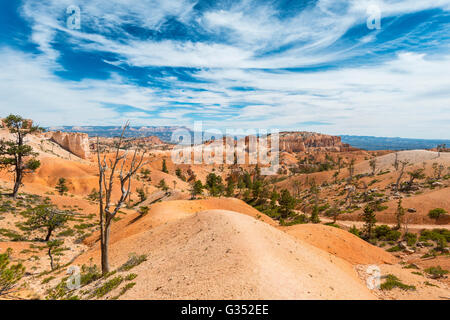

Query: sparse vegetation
[21,204,69,241]
[380,274,416,291]
[0,248,26,297]
[428,208,448,222]
[118,253,147,272]
[93,276,123,298]
[424,266,449,279]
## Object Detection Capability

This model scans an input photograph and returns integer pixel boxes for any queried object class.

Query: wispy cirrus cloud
[0,0,449,138]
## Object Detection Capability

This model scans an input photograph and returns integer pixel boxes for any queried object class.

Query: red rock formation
[132,136,165,146]
[203,132,352,153]
[278,132,347,152]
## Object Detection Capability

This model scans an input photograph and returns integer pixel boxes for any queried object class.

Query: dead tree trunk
[96,122,146,275]
[395,160,409,191]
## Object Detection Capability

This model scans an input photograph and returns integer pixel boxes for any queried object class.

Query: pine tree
[55,178,69,195]
[22,204,68,241]
[0,115,42,198]
[310,205,321,224]
[190,180,203,199]
[361,204,377,240]
[428,208,447,223]
[158,179,169,192]
[225,177,235,197]
[279,189,295,219]
[205,173,224,197]
[162,159,168,173]
[47,239,64,270]
[270,188,279,209]
[136,187,147,203]
[175,167,185,181]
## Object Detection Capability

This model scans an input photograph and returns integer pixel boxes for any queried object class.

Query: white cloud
[2,0,449,138]
[19,0,450,69]
[0,49,162,126]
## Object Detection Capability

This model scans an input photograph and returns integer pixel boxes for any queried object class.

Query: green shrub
[80,264,102,286]
[374,225,400,241]
[139,206,149,215]
[374,225,390,238]
[57,229,75,237]
[279,214,308,226]
[41,276,55,284]
[46,277,70,300]
[385,230,401,241]
[387,245,402,252]
[324,222,340,228]
[419,229,450,249]
[120,282,135,295]
[349,225,360,237]
[0,248,26,296]
[424,266,449,279]
[94,276,123,298]
[380,274,415,291]
[428,208,448,221]
[125,273,137,281]
[118,253,147,272]
[424,281,439,287]
[404,233,417,246]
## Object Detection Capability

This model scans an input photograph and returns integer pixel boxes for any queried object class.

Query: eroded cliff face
[47,131,90,159]
[278,132,351,152]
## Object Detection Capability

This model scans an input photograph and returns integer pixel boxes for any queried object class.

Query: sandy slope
[89,210,375,299]
[74,198,396,299]
[282,224,397,265]
[355,150,450,174]
[341,187,450,224]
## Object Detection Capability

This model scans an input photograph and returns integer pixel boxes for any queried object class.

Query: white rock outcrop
[48,131,90,159]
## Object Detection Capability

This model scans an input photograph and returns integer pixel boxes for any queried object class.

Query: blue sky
[0,0,449,139]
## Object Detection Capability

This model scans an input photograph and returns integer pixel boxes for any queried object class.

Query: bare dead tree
[96,122,147,274]
[369,158,377,176]
[393,153,399,171]
[356,180,370,202]
[344,183,356,208]
[347,158,355,181]
[395,160,410,191]
[337,156,343,173]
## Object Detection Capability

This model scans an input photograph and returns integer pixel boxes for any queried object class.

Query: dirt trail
[101,210,376,299]
[321,217,450,231]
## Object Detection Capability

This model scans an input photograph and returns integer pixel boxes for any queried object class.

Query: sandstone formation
[278,132,353,152]
[131,136,165,146]
[47,131,90,159]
